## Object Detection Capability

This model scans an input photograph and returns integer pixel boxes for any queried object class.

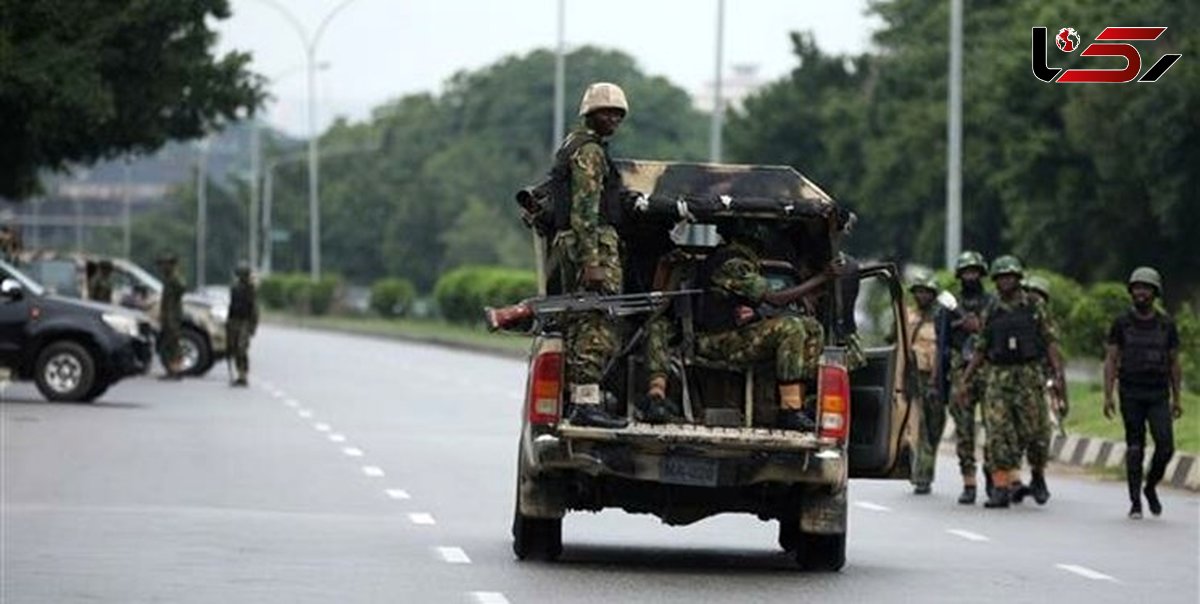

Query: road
[2,325,1198,603]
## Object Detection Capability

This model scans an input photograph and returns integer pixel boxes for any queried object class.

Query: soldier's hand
[581,266,608,291]
[962,314,982,333]
[1103,397,1116,420]
[734,305,755,325]
[1172,400,1184,420]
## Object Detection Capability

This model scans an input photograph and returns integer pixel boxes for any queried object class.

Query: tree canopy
[0,0,264,199]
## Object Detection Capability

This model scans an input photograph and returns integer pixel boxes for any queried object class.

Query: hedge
[370,277,417,318]
[434,266,537,325]
[259,273,342,316]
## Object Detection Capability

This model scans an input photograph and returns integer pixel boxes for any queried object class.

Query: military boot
[1143,484,1162,516]
[957,485,977,505]
[984,487,1010,509]
[1030,471,1050,505]
[984,470,995,501]
[1008,480,1029,504]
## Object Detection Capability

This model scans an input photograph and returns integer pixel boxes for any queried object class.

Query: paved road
[3,325,1197,603]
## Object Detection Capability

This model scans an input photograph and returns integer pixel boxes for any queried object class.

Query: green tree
[0,0,264,199]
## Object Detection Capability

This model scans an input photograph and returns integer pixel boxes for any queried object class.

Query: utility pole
[196,140,209,288]
[945,0,964,269]
[122,156,132,258]
[553,0,566,153]
[248,119,261,270]
[709,0,726,163]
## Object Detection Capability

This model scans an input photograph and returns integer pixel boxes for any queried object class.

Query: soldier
[550,82,630,428]
[907,273,945,494]
[1104,267,1182,519]
[227,264,259,387]
[89,259,115,304]
[1023,275,1051,306]
[1010,273,1066,503]
[947,251,995,504]
[0,225,21,264]
[643,222,831,429]
[960,255,1066,509]
[156,254,186,379]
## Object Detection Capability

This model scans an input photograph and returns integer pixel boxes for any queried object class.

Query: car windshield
[113,259,163,294]
[0,259,48,296]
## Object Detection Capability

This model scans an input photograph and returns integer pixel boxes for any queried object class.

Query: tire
[83,380,111,402]
[34,341,97,402]
[794,532,846,572]
[512,506,563,561]
[160,328,211,376]
[778,516,800,553]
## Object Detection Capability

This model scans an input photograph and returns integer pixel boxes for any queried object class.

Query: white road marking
[435,547,471,564]
[385,489,411,500]
[283,398,299,408]
[343,447,365,457]
[272,390,285,399]
[313,422,331,432]
[409,513,436,525]
[328,434,347,443]
[362,465,385,477]
[472,593,510,604]
[297,409,313,419]
[1056,564,1117,582]
[946,529,990,542]
[854,501,891,512]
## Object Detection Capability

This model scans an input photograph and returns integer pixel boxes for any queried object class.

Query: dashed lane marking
[436,547,471,564]
[283,398,299,408]
[343,447,365,457]
[853,501,891,512]
[362,466,385,477]
[946,529,990,542]
[297,409,314,419]
[313,422,332,432]
[386,489,411,500]
[1056,564,1118,582]
[409,513,436,525]
[472,593,510,604]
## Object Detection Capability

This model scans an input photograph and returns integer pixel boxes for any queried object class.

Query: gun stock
[486,303,534,332]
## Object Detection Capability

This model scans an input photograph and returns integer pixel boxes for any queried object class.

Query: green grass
[1065,381,1199,454]
[265,312,531,355]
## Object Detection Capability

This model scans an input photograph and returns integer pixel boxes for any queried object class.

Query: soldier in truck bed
[641,222,837,428]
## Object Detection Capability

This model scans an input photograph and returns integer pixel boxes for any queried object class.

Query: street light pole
[945,0,964,269]
[709,0,726,163]
[122,156,132,258]
[248,119,261,271]
[196,138,210,288]
[553,0,566,153]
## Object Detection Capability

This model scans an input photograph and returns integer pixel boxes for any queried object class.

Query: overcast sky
[215,0,879,136]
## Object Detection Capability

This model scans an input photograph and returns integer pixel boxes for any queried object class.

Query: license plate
[660,456,719,487]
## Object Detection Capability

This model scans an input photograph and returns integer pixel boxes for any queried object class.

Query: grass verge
[1065,381,1198,455]
[265,312,530,356]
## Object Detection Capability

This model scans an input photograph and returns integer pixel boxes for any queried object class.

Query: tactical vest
[950,290,992,351]
[229,281,256,320]
[984,301,1043,365]
[907,306,938,372]
[1119,312,1170,378]
[694,246,746,333]
[546,131,624,235]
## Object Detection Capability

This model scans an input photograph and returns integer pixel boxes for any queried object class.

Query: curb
[1048,432,1200,491]
[264,316,527,362]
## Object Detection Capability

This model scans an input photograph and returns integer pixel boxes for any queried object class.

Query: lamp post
[553,0,566,153]
[945,0,963,269]
[254,0,361,281]
[709,0,726,164]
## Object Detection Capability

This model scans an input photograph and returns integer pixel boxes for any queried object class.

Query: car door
[845,263,918,479]
[0,271,32,368]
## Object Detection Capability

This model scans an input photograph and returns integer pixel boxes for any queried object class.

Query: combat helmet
[955,250,987,276]
[578,82,629,117]
[908,271,939,294]
[990,255,1024,278]
[1127,266,1162,295]
[1023,275,1051,300]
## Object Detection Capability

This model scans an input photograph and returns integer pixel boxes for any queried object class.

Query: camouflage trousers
[553,228,622,390]
[950,362,989,477]
[984,362,1049,472]
[159,317,182,368]
[646,315,822,384]
[226,319,254,375]
[911,369,947,486]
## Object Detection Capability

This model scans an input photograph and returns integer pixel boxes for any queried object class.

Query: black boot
[1030,471,1050,505]
[567,404,628,429]
[984,471,995,501]
[1009,480,1029,504]
[776,409,815,431]
[957,485,977,505]
[913,482,932,495]
[1143,484,1162,516]
[984,486,1010,509]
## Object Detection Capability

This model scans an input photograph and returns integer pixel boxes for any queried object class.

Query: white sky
[215,0,879,136]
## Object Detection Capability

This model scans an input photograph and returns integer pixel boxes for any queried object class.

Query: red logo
[1032,26,1182,83]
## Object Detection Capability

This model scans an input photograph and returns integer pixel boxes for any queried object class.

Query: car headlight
[210,303,229,324]
[102,313,141,338]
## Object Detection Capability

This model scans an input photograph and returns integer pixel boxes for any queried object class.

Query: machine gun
[485,289,703,333]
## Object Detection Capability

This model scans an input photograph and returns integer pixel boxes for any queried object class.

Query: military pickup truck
[501,161,917,571]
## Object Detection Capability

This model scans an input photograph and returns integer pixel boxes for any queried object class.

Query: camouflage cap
[990,254,1024,278]
[578,82,629,117]
[1128,266,1162,294]
[955,250,987,275]
[1023,275,1051,299]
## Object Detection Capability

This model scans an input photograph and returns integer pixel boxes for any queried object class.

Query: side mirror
[1,278,24,301]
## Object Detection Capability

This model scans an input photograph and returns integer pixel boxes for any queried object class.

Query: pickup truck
[506,161,918,571]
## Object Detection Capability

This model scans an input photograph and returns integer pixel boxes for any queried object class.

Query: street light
[710,0,726,164]
[254,0,361,281]
[945,0,964,269]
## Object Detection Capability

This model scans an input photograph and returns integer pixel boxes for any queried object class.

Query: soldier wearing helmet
[155,254,186,379]
[906,271,946,495]
[959,255,1066,509]
[226,263,258,387]
[546,82,630,427]
[1022,275,1051,306]
[1103,266,1182,519]
[946,250,996,504]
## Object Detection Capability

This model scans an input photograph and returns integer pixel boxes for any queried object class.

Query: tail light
[818,362,851,443]
[527,351,563,425]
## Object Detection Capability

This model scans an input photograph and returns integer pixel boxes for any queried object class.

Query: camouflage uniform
[976,292,1056,472]
[551,126,623,387]
[949,288,994,478]
[907,302,945,487]
[158,262,186,372]
[88,271,113,304]
[227,270,259,383]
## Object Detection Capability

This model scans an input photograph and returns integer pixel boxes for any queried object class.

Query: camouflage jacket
[709,243,770,303]
[565,126,617,269]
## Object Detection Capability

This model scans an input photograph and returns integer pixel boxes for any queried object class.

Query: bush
[1177,303,1199,394]
[258,273,340,315]
[370,277,417,318]
[259,275,289,309]
[434,266,537,325]
[1065,282,1130,359]
[308,275,340,315]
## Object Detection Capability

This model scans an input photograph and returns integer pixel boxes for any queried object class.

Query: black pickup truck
[0,259,153,402]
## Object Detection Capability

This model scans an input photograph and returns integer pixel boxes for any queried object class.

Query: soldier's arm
[568,142,609,271]
[1168,323,1182,416]
[1103,343,1119,419]
[1038,305,1067,400]
[249,286,260,334]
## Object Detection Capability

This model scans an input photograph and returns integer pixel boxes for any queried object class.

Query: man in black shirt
[1103,266,1183,519]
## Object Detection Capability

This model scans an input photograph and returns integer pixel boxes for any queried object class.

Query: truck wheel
[512,505,562,561]
[778,516,800,552]
[83,380,111,402]
[34,341,97,402]
[794,532,846,572]
[161,328,211,376]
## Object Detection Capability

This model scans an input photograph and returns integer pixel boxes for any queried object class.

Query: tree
[0,0,264,199]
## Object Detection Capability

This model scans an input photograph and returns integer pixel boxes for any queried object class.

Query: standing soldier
[545,82,630,428]
[1104,267,1182,519]
[156,254,186,379]
[960,256,1066,509]
[227,264,259,387]
[947,251,994,504]
[0,225,21,264]
[1010,274,1067,503]
[89,259,115,304]
[907,273,945,494]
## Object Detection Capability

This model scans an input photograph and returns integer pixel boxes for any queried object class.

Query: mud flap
[799,487,847,535]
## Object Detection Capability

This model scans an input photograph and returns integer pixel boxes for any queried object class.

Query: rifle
[485,289,703,333]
